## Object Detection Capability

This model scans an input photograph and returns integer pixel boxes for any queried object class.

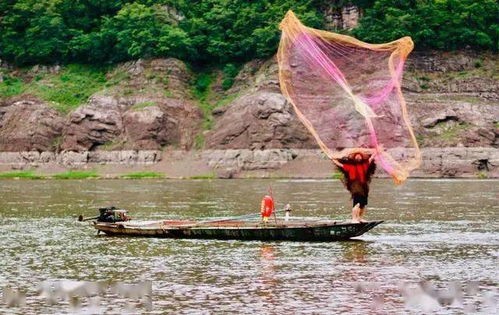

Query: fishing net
[277,11,421,184]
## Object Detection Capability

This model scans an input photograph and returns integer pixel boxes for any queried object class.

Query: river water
[0,179,497,314]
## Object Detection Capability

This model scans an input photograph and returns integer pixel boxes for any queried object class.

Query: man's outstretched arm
[332,158,343,168]
[368,154,375,164]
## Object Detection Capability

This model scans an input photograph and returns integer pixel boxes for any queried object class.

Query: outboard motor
[97,206,130,223]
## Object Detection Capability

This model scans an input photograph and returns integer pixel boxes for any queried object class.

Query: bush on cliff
[0,64,107,113]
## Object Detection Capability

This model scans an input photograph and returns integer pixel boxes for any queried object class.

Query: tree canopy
[0,0,497,66]
[354,0,498,51]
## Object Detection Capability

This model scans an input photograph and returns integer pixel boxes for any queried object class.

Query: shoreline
[0,177,497,181]
[0,147,497,179]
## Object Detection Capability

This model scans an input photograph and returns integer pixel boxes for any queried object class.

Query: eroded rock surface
[61,96,123,151]
[0,52,497,157]
[206,56,314,149]
[122,98,201,150]
[0,97,64,151]
[206,91,313,149]
[59,58,202,151]
[210,51,498,150]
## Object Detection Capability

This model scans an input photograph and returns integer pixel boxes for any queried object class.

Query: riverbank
[0,147,496,179]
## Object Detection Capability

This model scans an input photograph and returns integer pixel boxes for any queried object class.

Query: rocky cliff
[0,51,497,177]
[206,51,498,150]
[1,59,203,152]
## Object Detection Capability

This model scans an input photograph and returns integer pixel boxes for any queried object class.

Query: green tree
[76,3,191,62]
[175,0,323,64]
[0,0,72,64]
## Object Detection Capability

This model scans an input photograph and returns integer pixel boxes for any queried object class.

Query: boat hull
[93,220,383,241]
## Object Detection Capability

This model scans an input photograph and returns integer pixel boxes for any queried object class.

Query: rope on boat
[194,209,287,226]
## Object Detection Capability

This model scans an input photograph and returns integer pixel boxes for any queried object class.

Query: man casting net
[277,11,421,221]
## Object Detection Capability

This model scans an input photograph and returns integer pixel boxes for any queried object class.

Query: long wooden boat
[93,219,383,241]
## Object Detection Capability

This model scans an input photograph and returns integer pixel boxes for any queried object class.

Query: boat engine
[97,206,131,223]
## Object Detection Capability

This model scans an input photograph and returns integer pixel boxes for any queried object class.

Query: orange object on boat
[261,195,274,221]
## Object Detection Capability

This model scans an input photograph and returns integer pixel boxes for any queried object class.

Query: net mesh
[277,11,421,184]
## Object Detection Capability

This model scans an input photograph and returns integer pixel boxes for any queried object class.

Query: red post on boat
[261,195,274,223]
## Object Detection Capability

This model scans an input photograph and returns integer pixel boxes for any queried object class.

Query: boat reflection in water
[258,244,278,304]
[340,240,369,263]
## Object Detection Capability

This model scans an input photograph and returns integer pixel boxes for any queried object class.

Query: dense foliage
[354,0,498,51]
[0,0,497,66]
[0,0,321,65]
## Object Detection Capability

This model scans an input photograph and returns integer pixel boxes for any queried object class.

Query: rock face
[406,51,479,72]
[323,4,360,30]
[208,51,498,151]
[100,58,202,150]
[402,51,499,148]
[113,58,193,99]
[206,57,315,149]
[122,98,201,150]
[61,94,201,151]
[206,92,312,149]
[203,149,297,171]
[61,96,123,151]
[0,51,497,164]
[409,99,499,147]
[422,147,499,177]
[404,52,498,100]
[203,148,499,178]
[0,97,64,151]
[122,106,175,150]
[0,150,161,167]
[26,58,203,152]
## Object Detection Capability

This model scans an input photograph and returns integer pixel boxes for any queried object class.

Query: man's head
[354,153,363,162]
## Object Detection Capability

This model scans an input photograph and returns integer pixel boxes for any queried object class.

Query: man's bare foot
[351,219,361,223]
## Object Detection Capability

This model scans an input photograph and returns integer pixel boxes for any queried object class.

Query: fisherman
[333,152,376,223]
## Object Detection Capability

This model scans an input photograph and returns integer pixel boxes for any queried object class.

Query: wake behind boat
[88,207,383,242]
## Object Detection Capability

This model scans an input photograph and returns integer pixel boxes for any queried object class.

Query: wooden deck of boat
[93,219,383,241]
[128,219,355,228]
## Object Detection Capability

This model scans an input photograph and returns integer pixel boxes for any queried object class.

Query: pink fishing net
[277,11,421,183]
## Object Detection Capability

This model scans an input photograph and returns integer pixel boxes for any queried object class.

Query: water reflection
[258,244,278,304]
[340,241,368,263]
